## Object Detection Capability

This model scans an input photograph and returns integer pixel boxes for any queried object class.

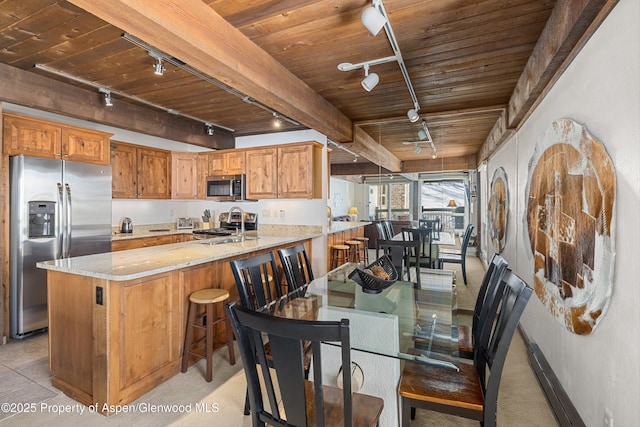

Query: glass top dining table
[260,262,460,370]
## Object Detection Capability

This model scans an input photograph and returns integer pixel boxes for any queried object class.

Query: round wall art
[524,119,615,335]
[488,167,509,253]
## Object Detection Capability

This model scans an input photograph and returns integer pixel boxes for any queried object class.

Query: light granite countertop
[327,221,370,235]
[38,231,322,281]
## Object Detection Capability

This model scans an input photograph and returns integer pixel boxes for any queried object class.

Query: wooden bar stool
[330,244,351,269]
[181,288,236,382]
[354,236,370,264]
[345,240,363,264]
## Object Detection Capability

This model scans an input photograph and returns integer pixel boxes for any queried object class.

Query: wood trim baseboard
[518,327,586,427]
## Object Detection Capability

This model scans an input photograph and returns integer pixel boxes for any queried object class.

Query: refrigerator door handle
[64,183,72,258]
[57,183,64,259]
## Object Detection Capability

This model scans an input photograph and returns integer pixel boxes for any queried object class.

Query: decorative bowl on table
[348,255,398,294]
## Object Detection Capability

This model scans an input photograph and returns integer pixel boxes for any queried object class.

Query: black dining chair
[398,269,533,427]
[418,218,441,240]
[439,223,474,255]
[226,302,384,427]
[438,223,474,284]
[377,239,422,287]
[382,220,395,240]
[230,252,293,415]
[401,227,438,269]
[277,243,314,292]
[458,253,509,359]
[230,252,284,311]
[375,222,389,258]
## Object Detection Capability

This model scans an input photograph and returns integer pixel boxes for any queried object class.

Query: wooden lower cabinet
[46,239,311,414]
[111,235,174,251]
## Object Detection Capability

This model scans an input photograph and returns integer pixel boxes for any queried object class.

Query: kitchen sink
[198,235,259,245]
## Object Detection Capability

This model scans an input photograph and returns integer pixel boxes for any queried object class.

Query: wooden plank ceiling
[0,0,616,175]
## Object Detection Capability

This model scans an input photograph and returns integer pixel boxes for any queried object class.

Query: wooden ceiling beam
[479,0,618,163]
[67,0,354,143]
[350,126,403,172]
[402,155,477,174]
[0,62,232,149]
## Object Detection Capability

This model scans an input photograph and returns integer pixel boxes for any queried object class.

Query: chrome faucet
[228,205,245,241]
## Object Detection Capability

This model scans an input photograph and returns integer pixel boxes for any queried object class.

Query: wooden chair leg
[224,310,236,365]
[205,303,214,382]
[181,301,197,374]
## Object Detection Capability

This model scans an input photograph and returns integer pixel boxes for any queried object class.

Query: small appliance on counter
[120,217,133,233]
[177,217,194,230]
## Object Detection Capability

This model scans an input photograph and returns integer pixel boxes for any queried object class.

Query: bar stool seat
[330,244,351,270]
[345,240,363,264]
[181,288,236,382]
[354,236,370,264]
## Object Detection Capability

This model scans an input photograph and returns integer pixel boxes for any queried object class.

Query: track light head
[418,129,427,141]
[361,6,386,36]
[205,123,215,136]
[273,112,282,128]
[361,64,379,92]
[99,89,113,107]
[153,58,165,75]
[414,144,422,154]
[407,108,419,122]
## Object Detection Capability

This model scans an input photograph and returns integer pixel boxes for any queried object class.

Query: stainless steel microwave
[205,174,247,201]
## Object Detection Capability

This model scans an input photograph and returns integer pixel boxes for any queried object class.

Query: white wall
[484,1,640,424]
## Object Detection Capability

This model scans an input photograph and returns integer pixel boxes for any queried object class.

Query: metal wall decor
[488,167,509,253]
[524,119,615,335]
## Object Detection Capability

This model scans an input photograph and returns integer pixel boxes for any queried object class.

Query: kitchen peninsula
[37,229,321,414]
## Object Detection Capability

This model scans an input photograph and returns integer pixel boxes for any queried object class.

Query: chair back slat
[377,239,422,286]
[226,303,354,427]
[460,224,474,257]
[278,244,314,291]
[472,253,509,339]
[401,227,437,269]
[230,252,283,310]
[475,269,532,415]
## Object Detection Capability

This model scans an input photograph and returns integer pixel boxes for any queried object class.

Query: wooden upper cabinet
[138,147,171,199]
[277,142,323,199]
[171,152,198,199]
[111,141,171,199]
[3,112,111,165]
[111,142,137,198]
[245,147,278,199]
[208,150,245,175]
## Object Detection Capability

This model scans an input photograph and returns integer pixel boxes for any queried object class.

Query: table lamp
[348,206,359,221]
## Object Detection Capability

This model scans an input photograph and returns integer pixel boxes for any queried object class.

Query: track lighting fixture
[361,4,387,36]
[148,50,165,75]
[328,140,360,161]
[361,64,380,92]
[205,123,215,135]
[418,119,433,143]
[153,58,165,75]
[414,144,422,154]
[342,0,423,125]
[407,108,419,122]
[273,112,282,128]
[99,88,113,107]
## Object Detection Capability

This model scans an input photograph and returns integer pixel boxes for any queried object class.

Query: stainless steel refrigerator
[10,155,112,338]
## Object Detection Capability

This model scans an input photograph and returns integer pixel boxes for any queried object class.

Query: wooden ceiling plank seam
[67,0,354,143]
